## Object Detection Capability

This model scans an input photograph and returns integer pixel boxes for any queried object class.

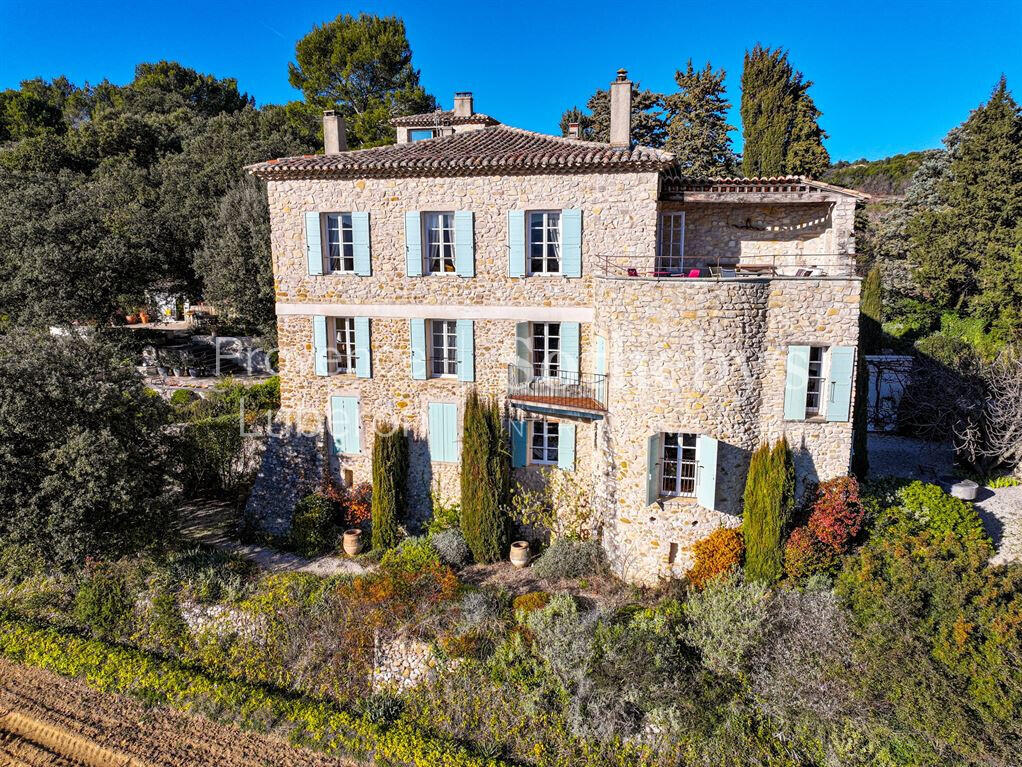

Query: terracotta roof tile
[391,110,500,127]
[247,125,675,178]
[661,168,868,199]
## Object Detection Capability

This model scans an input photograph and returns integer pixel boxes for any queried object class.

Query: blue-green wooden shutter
[456,319,474,382]
[354,317,371,378]
[560,322,580,376]
[405,211,422,277]
[428,402,458,462]
[557,422,576,471]
[515,322,530,371]
[511,419,528,468]
[646,433,661,505]
[508,210,525,277]
[331,396,360,454]
[827,346,856,422]
[594,334,607,375]
[410,318,427,380]
[312,315,328,376]
[454,211,474,277]
[561,209,582,278]
[696,434,718,510]
[783,346,810,421]
[351,211,371,276]
[305,212,323,275]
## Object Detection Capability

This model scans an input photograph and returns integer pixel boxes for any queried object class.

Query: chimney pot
[609,69,632,148]
[453,92,474,117]
[567,122,580,139]
[323,110,347,154]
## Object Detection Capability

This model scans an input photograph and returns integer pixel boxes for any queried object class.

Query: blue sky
[1,0,1020,161]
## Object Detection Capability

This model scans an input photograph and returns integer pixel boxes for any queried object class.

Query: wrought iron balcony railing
[507,364,608,413]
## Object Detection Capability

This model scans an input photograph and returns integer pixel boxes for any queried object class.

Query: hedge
[0,615,507,767]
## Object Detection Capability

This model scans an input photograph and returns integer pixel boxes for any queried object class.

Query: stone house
[247,71,867,585]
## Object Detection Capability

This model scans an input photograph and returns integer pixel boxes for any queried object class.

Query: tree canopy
[559,82,667,148]
[663,60,738,176]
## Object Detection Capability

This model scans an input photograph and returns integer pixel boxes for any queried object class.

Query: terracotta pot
[125,314,138,324]
[342,529,363,556]
[139,311,151,324]
[510,540,531,568]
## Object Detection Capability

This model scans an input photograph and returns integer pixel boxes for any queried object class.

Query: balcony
[594,252,857,280]
[507,365,608,415]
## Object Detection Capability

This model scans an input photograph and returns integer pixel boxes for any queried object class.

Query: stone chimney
[323,110,347,154]
[609,69,631,148]
[453,92,474,117]
[567,122,580,139]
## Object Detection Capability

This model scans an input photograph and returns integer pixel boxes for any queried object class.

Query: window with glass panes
[528,211,561,274]
[531,421,559,464]
[430,319,458,377]
[657,212,685,273]
[661,433,697,497]
[424,212,456,274]
[333,317,357,374]
[805,346,826,416]
[532,322,560,378]
[325,213,355,273]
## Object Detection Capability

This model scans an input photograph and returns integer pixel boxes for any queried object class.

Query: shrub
[371,424,408,551]
[531,539,607,581]
[897,481,989,541]
[808,476,866,552]
[179,414,256,497]
[511,590,551,614]
[743,438,795,584]
[430,528,471,569]
[784,526,838,579]
[427,490,461,536]
[379,536,441,573]
[524,594,596,689]
[458,590,507,633]
[686,527,744,588]
[0,542,45,583]
[460,390,511,563]
[72,561,133,639]
[682,569,771,677]
[289,493,339,557]
[169,388,199,409]
[345,482,373,527]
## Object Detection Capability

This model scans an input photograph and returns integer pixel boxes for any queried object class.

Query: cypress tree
[860,266,884,354]
[663,59,738,176]
[371,422,407,551]
[741,45,829,178]
[460,389,511,563]
[743,437,794,583]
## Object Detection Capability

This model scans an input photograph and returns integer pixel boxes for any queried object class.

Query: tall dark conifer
[460,389,511,563]
[663,60,738,176]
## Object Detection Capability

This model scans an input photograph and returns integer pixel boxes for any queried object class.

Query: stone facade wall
[594,277,860,584]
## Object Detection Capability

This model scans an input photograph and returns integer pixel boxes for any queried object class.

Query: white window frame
[805,345,830,418]
[332,316,357,374]
[660,432,698,498]
[528,210,562,275]
[530,420,560,465]
[409,128,437,142]
[656,212,685,274]
[423,212,457,275]
[429,319,458,378]
[323,213,355,274]
[531,322,560,378]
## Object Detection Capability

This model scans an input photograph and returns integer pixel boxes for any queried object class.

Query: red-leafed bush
[686,527,745,588]
[345,482,373,526]
[784,526,838,578]
[807,476,865,552]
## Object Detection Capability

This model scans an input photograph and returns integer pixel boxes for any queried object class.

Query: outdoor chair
[687,268,701,278]
[627,268,639,277]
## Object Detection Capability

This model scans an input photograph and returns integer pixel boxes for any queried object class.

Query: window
[805,346,827,416]
[661,432,697,497]
[657,212,685,273]
[532,322,560,378]
[325,213,355,273]
[430,319,458,377]
[531,421,559,465]
[424,212,456,274]
[333,317,357,374]
[529,211,561,274]
[409,129,437,142]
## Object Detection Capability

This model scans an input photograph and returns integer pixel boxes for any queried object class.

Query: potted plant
[125,312,138,324]
[139,309,151,324]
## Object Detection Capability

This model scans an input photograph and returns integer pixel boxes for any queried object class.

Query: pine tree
[559,82,667,148]
[460,389,511,563]
[371,422,408,551]
[663,60,738,176]
[743,437,794,583]
[909,77,1022,338]
[740,45,828,177]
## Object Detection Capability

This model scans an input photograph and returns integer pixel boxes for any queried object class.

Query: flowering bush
[784,526,838,579]
[686,527,744,588]
[808,476,866,552]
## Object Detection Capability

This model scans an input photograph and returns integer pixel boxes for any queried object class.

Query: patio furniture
[687,268,701,278]
[627,268,640,277]
[721,268,737,278]
[794,268,814,277]
[735,264,776,276]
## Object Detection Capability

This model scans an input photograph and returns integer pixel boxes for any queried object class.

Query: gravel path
[0,659,353,767]
[975,485,1022,566]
